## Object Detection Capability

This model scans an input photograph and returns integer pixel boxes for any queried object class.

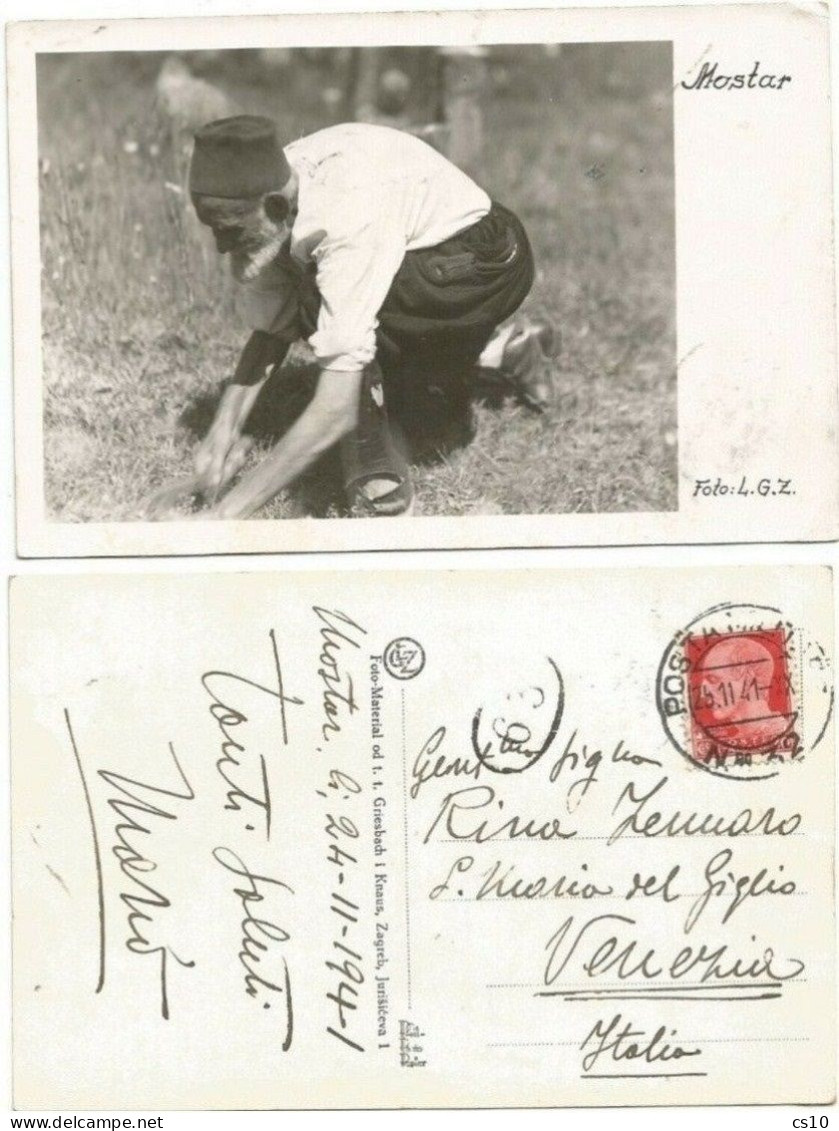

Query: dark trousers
[301,201,535,452]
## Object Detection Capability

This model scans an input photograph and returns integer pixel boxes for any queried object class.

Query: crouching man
[184,114,555,518]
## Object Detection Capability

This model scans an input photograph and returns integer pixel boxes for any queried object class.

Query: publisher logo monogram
[383,638,426,681]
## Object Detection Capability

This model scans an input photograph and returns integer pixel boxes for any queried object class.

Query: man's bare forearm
[194,332,292,494]
[232,329,290,387]
[212,368,363,519]
[215,331,290,431]
[212,380,266,438]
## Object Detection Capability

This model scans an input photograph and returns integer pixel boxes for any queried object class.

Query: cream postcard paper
[10,566,835,1108]
[8,4,838,556]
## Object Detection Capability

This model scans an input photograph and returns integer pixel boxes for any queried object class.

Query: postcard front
[7,4,838,556]
[10,566,835,1108]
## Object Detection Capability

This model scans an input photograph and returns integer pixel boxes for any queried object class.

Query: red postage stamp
[657,602,833,781]
[684,627,796,766]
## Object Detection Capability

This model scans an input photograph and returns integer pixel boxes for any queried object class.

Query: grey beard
[232,230,289,283]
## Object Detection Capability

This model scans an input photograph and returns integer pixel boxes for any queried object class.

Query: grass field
[36,44,676,521]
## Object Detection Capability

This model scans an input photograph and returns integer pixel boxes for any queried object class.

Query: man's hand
[210,368,363,519]
[195,377,270,497]
[194,420,252,497]
[193,331,291,497]
[144,429,253,520]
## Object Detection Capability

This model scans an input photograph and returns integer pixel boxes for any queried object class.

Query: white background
[1,0,836,1128]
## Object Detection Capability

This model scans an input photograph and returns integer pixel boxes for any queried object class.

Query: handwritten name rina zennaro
[681,61,792,91]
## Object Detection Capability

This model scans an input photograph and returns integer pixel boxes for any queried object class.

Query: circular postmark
[472,657,565,775]
[656,602,833,781]
[383,637,426,681]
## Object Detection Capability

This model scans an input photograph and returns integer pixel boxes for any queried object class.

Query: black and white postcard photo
[8,5,837,554]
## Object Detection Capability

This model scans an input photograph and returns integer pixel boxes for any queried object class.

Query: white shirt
[235,123,491,372]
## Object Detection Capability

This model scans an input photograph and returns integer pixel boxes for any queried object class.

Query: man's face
[192,195,288,282]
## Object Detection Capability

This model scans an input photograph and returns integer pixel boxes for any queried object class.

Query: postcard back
[10,566,835,1107]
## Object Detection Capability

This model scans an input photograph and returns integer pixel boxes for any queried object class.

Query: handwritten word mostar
[681,61,792,90]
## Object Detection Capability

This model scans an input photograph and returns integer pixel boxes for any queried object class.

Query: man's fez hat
[189,115,291,199]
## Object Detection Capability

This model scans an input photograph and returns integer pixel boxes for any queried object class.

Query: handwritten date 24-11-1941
[313,607,369,1054]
